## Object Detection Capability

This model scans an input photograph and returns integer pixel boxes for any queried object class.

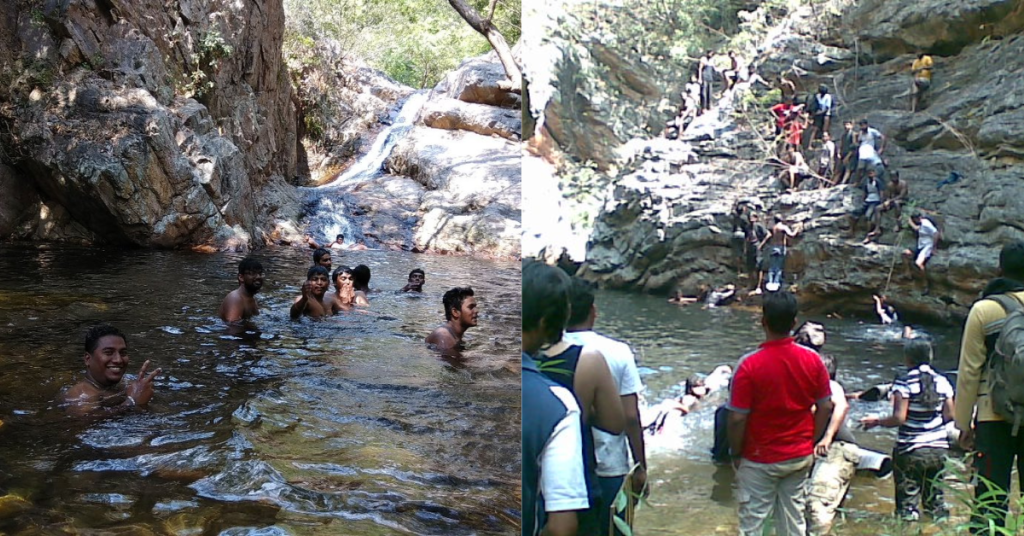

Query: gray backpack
[987,294,1024,435]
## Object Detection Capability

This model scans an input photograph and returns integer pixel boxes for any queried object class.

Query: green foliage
[167,26,233,99]
[283,0,521,89]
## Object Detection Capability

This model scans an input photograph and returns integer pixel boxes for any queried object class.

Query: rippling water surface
[589,290,961,535]
[0,245,520,535]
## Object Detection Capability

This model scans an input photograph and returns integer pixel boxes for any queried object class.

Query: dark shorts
[813,114,827,129]
[911,246,933,265]
[914,77,931,91]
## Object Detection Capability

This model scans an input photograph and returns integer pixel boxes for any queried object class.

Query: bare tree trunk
[447,0,522,93]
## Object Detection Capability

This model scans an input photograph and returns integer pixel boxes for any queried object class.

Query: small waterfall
[302,91,430,245]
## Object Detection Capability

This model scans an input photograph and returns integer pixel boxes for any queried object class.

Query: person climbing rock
[745,211,771,280]
[854,119,885,185]
[902,212,940,294]
[910,52,934,112]
[835,120,857,185]
[881,170,910,233]
[783,146,811,191]
[724,51,740,91]
[853,168,885,243]
[751,215,800,295]
[816,132,837,187]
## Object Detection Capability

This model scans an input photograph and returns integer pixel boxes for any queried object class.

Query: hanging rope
[883,229,905,294]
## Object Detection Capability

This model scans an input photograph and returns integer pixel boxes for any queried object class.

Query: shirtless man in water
[63,325,162,417]
[290,266,330,319]
[426,287,478,350]
[219,257,263,322]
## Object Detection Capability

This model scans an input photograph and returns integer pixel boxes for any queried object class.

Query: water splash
[302,91,430,245]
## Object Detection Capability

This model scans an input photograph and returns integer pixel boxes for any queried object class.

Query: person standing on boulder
[854,119,886,185]
[910,52,934,112]
[835,120,857,184]
[852,168,885,243]
[698,51,718,112]
[806,85,833,148]
[727,291,833,536]
[751,215,800,295]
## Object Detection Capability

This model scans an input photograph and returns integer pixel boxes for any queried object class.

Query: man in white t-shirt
[562,277,646,535]
[902,212,939,293]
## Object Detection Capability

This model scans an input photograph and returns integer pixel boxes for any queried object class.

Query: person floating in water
[219,257,263,323]
[63,325,162,417]
[329,234,346,250]
[426,287,478,350]
[401,268,425,292]
[290,266,330,319]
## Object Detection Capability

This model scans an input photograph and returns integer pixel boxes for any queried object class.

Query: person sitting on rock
[854,168,885,243]
[902,212,940,294]
[881,171,909,233]
[782,146,811,190]
[63,325,162,417]
[426,287,478,351]
[219,257,263,323]
[290,265,330,319]
[401,268,425,293]
[910,52,934,112]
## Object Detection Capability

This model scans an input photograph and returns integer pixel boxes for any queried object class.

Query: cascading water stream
[301,91,429,245]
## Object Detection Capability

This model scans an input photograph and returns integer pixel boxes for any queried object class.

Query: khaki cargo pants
[736,454,815,536]
[806,441,860,535]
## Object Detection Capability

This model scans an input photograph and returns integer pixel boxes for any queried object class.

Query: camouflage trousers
[806,441,860,535]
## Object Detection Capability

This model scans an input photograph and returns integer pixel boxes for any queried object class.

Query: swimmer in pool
[290,266,330,319]
[63,325,162,417]
[325,266,368,312]
[219,257,263,323]
[401,269,425,293]
[426,287,478,350]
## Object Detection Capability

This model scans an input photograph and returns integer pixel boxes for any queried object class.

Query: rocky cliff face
[0,0,299,249]
[529,0,1024,322]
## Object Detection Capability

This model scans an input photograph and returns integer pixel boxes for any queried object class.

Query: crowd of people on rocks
[62,240,482,417]
[525,241,1024,536]
[657,48,944,298]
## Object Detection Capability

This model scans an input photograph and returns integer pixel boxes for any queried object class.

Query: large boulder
[385,126,520,258]
[841,0,1024,59]
[434,53,520,109]
[419,97,521,141]
[0,0,301,248]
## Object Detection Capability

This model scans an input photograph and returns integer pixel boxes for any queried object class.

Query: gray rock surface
[384,127,520,258]
[419,97,521,141]
[434,53,521,109]
[0,0,300,249]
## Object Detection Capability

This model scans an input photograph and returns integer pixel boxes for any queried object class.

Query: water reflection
[592,289,959,535]
[0,245,520,534]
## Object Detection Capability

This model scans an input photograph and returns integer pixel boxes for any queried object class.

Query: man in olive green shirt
[956,241,1024,531]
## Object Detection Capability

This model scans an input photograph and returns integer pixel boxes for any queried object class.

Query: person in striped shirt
[861,340,954,521]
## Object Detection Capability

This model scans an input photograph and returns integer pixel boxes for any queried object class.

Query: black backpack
[986,294,1024,435]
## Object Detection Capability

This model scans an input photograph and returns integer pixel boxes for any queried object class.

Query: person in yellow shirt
[955,240,1024,531]
[910,52,933,112]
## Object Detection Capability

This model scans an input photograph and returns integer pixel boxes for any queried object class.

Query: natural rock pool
[0,245,520,535]
[588,289,962,535]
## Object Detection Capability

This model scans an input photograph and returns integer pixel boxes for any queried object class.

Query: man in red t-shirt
[727,291,834,536]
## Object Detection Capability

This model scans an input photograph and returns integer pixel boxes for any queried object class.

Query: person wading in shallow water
[727,291,833,536]
[426,287,478,351]
[63,325,162,417]
[219,257,263,323]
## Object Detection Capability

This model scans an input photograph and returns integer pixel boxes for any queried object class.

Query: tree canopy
[283,0,521,89]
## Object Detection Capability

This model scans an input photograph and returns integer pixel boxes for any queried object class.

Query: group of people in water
[525,239,1024,536]
[62,244,480,416]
